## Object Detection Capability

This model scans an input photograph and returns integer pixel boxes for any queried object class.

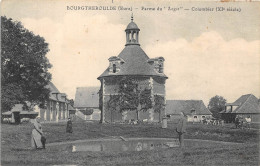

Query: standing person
[31,117,45,149]
[240,117,244,129]
[176,112,187,147]
[245,116,251,129]
[66,117,73,133]
[235,116,239,129]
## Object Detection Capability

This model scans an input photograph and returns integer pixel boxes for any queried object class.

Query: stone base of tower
[102,107,164,123]
[99,76,166,123]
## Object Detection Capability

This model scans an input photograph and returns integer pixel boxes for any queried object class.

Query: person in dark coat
[235,116,240,128]
[66,118,73,133]
[176,112,187,147]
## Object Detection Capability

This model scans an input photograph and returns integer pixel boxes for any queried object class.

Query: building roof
[10,104,24,112]
[45,82,67,103]
[68,104,76,110]
[228,94,260,114]
[126,21,139,30]
[125,15,140,30]
[232,94,252,106]
[74,87,99,108]
[20,111,38,115]
[98,45,167,79]
[2,104,38,116]
[166,100,212,115]
[2,111,12,116]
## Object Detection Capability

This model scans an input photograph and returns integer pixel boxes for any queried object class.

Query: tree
[118,77,153,121]
[118,77,140,120]
[80,108,94,115]
[99,77,153,123]
[1,16,52,112]
[208,95,226,119]
[139,88,152,112]
[107,95,120,122]
[154,95,165,122]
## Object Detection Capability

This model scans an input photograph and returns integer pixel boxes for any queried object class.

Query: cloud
[21,14,259,104]
[145,31,260,103]
[22,13,125,99]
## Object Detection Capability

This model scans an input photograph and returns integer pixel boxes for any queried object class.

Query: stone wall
[101,76,166,123]
[236,113,260,123]
[40,100,69,122]
[153,77,165,95]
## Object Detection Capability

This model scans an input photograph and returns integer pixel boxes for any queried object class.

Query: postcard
[1,0,259,165]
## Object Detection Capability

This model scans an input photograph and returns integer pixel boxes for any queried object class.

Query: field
[1,121,259,166]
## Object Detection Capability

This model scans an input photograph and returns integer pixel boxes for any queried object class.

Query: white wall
[170,114,212,122]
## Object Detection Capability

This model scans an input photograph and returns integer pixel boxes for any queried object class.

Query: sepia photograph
[1,0,260,165]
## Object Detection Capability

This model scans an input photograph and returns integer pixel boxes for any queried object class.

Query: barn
[38,82,73,122]
[165,100,212,122]
[74,87,101,120]
[220,94,260,123]
[2,82,74,123]
[2,104,38,124]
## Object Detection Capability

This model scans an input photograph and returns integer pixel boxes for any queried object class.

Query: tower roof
[126,22,139,30]
[98,45,167,79]
[98,16,167,79]
[125,14,140,31]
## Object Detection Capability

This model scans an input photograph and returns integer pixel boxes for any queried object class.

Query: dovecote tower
[98,16,168,123]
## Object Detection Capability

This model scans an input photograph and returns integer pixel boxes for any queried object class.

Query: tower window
[113,64,116,73]
[158,64,163,73]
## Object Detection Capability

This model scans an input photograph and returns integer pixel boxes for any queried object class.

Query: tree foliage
[139,88,152,111]
[154,95,165,122]
[106,95,120,122]
[208,95,227,119]
[154,95,165,113]
[1,16,52,111]
[118,77,139,111]
[118,77,153,113]
[102,77,153,121]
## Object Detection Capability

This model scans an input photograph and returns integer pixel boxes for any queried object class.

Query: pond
[68,138,242,152]
[71,138,180,152]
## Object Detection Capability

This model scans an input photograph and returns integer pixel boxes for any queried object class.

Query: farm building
[2,104,38,124]
[38,82,74,122]
[74,87,101,120]
[1,82,74,123]
[98,16,168,123]
[220,94,260,123]
[165,100,212,122]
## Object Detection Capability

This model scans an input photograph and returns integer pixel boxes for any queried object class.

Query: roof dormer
[108,56,125,74]
[148,57,165,73]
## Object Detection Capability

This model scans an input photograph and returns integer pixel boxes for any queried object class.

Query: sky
[1,0,260,105]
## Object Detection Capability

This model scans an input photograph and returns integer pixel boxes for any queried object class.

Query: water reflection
[72,139,180,152]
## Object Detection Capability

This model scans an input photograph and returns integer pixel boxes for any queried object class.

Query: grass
[1,121,259,166]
